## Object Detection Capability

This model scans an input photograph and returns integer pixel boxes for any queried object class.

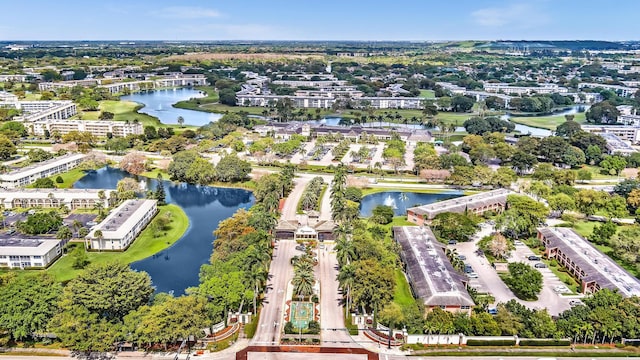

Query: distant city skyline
[0,0,638,41]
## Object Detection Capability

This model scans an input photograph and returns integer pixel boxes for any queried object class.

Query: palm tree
[337,263,356,315]
[292,269,315,298]
[56,225,73,243]
[72,220,82,238]
[250,264,267,314]
[177,116,185,127]
[334,236,355,267]
[93,229,103,251]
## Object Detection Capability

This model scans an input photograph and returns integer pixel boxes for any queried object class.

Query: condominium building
[618,114,640,127]
[10,101,77,122]
[0,91,18,102]
[0,153,86,189]
[581,125,640,143]
[0,74,28,82]
[579,83,636,97]
[537,227,640,297]
[0,238,68,269]
[272,79,347,87]
[483,82,568,95]
[407,189,512,225]
[39,74,207,94]
[599,133,637,155]
[32,119,143,138]
[86,199,158,251]
[0,188,115,210]
[393,226,474,314]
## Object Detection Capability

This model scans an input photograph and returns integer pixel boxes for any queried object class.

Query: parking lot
[455,223,578,315]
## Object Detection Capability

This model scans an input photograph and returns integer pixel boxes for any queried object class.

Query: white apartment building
[272,79,347,87]
[0,238,67,269]
[0,74,28,82]
[6,100,78,123]
[483,82,568,95]
[579,83,636,97]
[32,119,142,138]
[618,114,640,126]
[0,91,18,103]
[0,188,115,210]
[87,199,158,251]
[0,153,86,189]
[581,125,640,143]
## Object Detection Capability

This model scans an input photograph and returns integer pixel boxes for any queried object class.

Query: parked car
[458,255,467,261]
[534,263,547,268]
[87,221,98,226]
[447,240,457,245]
[487,308,498,315]
[514,240,524,246]
[464,264,473,273]
[569,300,583,306]
[467,272,479,278]
[554,285,571,293]
[295,245,306,251]
[528,255,541,261]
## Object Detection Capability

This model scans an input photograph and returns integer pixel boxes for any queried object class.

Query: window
[33,256,42,259]
[461,306,470,310]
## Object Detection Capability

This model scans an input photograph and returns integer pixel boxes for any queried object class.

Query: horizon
[1,0,639,41]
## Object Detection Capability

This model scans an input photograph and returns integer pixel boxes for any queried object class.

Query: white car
[554,285,570,293]
[467,272,479,279]
[569,300,583,306]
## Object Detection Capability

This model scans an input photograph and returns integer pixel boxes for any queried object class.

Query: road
[317,242,355,346]
[281,176,311,222]
[252,240,296,346]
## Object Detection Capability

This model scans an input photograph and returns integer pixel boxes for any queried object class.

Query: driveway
[455,223,574,315]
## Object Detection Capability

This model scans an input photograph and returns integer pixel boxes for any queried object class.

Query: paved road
[319,181,333,221]
[317,242,355,346]
[252,240,296,346]
[281,177,311,222]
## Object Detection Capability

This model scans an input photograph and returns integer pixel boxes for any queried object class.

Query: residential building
[32,119,143,137]
[579,83,636,97]
[0,91,19,102]
[483,82,568,95]
[618,114,640,126]
[407,189,511,225]
[581,125,640,143]
[86,199,158,251]
[393,226,474,314]
[0,74,28,82]
[11,101,77,122]
[537,227,640,297]
[599,133,637,155]
[0,153,86,189]
[0,188,115,210]
[0,238,68,269]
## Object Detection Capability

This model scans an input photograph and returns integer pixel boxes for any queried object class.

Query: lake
[121,88,223,126]
[73,167,254,294]
[359,191,462,217]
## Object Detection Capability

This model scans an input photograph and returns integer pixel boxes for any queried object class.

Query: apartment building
[483,82,568,95]
[0,238,67,269]
[581,125,640,143]
[0,188,115,210]
[579,83,636,97]
[86,199,158,251]
[0,153,86,189]
[407,189,512,225]
[393,226,474,315]
[32,119,143,137]
[537,227,640,297]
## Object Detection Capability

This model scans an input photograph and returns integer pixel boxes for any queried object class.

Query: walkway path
[281,176,311,222]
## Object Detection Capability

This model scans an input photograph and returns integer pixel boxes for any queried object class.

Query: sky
[0,0,638,41]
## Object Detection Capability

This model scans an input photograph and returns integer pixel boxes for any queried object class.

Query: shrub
[244,316,259,338]
[311,294,319,303]
[466,339,516,346]
[284,321,294,334]
[519,339,571,346]
[308,321,320,334]
[55,175,64,183]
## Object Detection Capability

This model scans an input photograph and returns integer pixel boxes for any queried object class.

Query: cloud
[471,3,550,28]
[151,6,223,19]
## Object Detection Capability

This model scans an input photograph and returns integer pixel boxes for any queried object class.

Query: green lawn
[141,168,171,180]
[581,165,620,180]
[173,86,219,111]
[393,268,416,307]
[46,204,189,282]
[508,112,586,131]
[52,168,89,189]
[420,89,436,99]
[77,100,196,129]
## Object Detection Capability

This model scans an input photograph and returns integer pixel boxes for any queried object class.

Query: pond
[121,88,223,126]
[73,167,254,294]
[359,191,462,217]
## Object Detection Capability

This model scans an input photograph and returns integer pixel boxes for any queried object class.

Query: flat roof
[539,227,640,297]
[408,188,511,218]
[0,238,61,256]
[600,133,637,152]
[393,226,474,307]
[89,199,156,239]
[0,153,86,181]
[0,188,112,200]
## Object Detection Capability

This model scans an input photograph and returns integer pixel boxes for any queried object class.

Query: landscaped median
[47,203,189,282]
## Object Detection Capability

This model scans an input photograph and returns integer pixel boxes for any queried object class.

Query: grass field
[77,100,195,129]
[46,204,189,282]
[173,86,219,111]
[508,112,586,130]
[393,268,416,307]
[420,89,436,99]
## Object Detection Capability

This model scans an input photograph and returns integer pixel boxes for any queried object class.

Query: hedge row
[466,339,516,346]
[519,339,571,346]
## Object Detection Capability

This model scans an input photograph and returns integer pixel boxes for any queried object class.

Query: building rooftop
[0,153,86,181]
[393,226,474,307]
[89,199,157,239]
[408,188,511,218]
[600,133,637,153]
[539,227,640,297]
[0,188,112,199]
[0,238,60,256]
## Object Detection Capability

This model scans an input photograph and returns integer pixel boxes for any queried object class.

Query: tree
[215,152,251,182]
[344,187,363,202]
[116,177,140,200]
[120,152,146,175]
[27,148,54,163]
[32,177,56,188]
[497,195,549,239]
[57,225,73,242]
[599,155,627,176]
[424,307,455,335]
[591,221,617,245]
[0,273,62,340]
[547,193,575,216]
[0,135,17,160]
[59,262,153,321]
[144,125,158,140]
[555,120,582,138]
[489,233,510,260]
[610,227,640,265]
[585,145,603,165]
[539,136,571,164]
[510,151,537,175]
[431,212,479,243]
[153,173,166,205]
[49,304,119,355]
[505,262,543,300]
[99,111,114,120]
[177,116,185,127]
[491,167,517,188]
[451,95,475,112]
[577,168,593,182]
[371,205,394,225]
[574,189,608,216]
[586,101,620,124]
[71,246,90,269]
[17,211,62,235]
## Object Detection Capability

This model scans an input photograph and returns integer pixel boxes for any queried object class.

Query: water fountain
[139,179,147,192]
[158,103,163,111]
[383,195,397,209]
